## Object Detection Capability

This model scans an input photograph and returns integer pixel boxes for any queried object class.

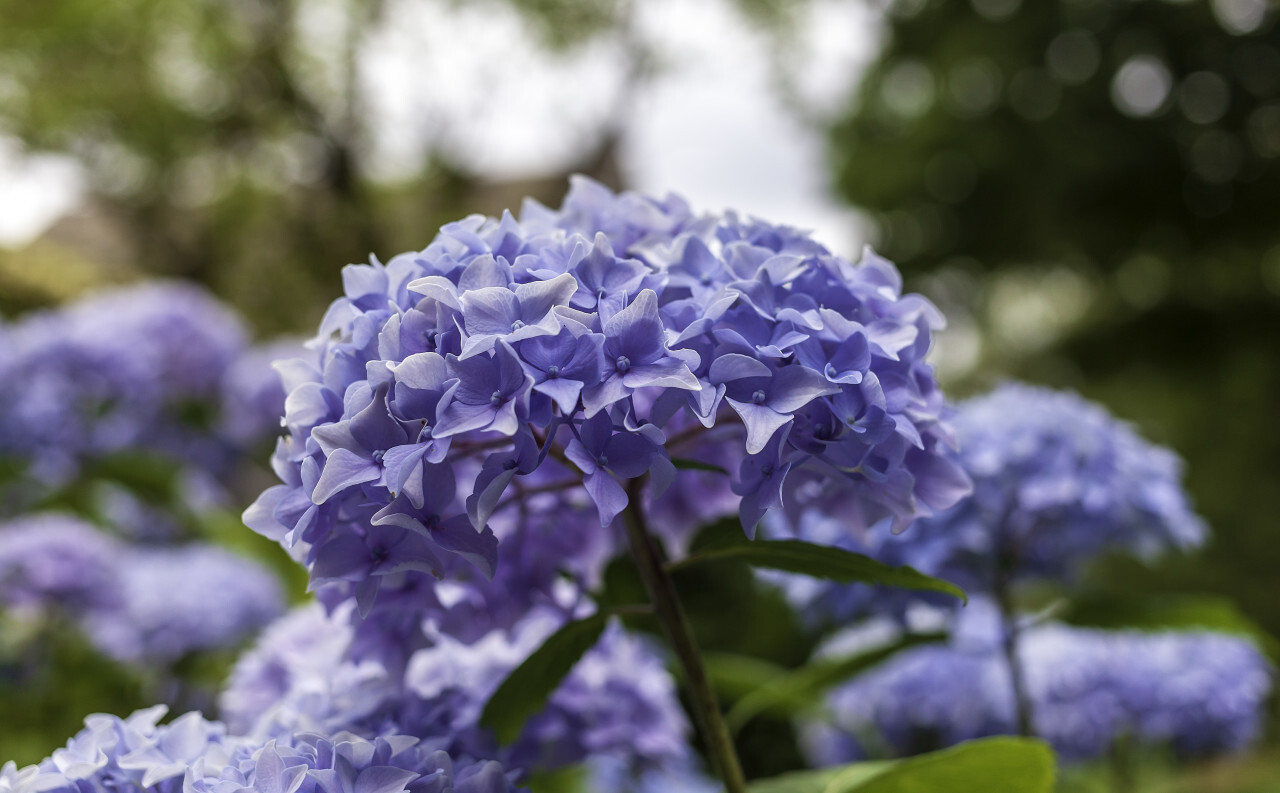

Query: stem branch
[622,479,747,793]
[994,572,1035,737]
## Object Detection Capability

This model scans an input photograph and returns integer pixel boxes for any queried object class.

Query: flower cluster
[0,513,124,620]
[802,603,1272,764]
[221,601,693,780]
[0,282,300,518]
[0,513,283,666]
[915,383,1205,590]
[1,706,517,793]
[766,383,1206,627]
[86,544,285,665]
[246,176,969,616]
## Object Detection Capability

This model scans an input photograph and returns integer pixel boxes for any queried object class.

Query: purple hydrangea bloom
[309,472,618,678]
[0,283,247,479]
[920,383,1206,589]
[11,706,519,793]
[767,383,1207,626]
[584,756,720,793]
[0,513,124,619]
[245,177,968,619]
[219,602,361,736]
[403,609,694,776]
[87,544,285,665]
[222,602,693,782]
[803,602,1272,764]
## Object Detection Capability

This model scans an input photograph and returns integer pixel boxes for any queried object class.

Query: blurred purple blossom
[768,383,1207,626]
[222,601,693,783]
[87,544,284,665]
[0,513,123,619]
[803,602,1271,764]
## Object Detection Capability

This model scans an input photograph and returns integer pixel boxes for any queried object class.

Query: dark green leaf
[671,457,730,476]
[671,529,965,604]
[724,632,945,732]
[479,612,609,745]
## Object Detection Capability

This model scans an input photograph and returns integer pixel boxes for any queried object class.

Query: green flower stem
[994,573,1035,738]
[622,479,747,793]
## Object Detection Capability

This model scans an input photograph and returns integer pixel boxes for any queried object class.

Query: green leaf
[746,762,894,793]
[1063,593,1280,660]
[524,764,590,793]
[853,737,1055,793]
[746,737,1055,793]
[703,652,791,701]
[671,524,965,604]
[670,457,730,476]
[479,612,609,745]
[724,632,944,733]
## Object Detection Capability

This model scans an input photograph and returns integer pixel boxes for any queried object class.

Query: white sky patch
[360,0,627,182]
[0,137,84,249]
[621,0,878,257]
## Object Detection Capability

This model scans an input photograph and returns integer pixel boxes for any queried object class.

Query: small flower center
[423,329,438,346]
[751,389,767,404]
[699,274,712,286]
[615,356,631,373]
[490,390,504,406]
[546,365,560,379]
[511,319,526,331]
[824,363,838,378]
[596,454,609,468]
[597,288,608,301]
[371,449,386,464]
[503,458,519,471]
[760,465,774,477]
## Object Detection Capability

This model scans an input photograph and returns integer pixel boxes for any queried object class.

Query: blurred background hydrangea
[2,0,1278,790]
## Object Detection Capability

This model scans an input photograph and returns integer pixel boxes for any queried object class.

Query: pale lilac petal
[311,449,381,504]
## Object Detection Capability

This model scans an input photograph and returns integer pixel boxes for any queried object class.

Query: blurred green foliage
[0,619,147,765]
[826,0,1280,649]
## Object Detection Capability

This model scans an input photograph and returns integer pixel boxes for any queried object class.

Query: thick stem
[993,574,1035,738]
[1109,735,1136,793]
[622,480,747,793]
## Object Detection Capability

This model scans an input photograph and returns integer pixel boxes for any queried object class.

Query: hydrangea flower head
[223,602,693,782]
[86,544,285,665]
[770,383,1207,624]
[803,603,1271,764]
[0,283,246,477]
[906,383,1206,590]
[12,707,519,793]
[0,513,124,619]
[245,177,968,613]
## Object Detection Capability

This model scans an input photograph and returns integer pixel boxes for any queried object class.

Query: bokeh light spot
[1046,29,1101,85]
[1111,56,1173,118]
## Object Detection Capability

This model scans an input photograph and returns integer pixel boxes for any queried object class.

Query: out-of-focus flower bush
[2,181,1274,793]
